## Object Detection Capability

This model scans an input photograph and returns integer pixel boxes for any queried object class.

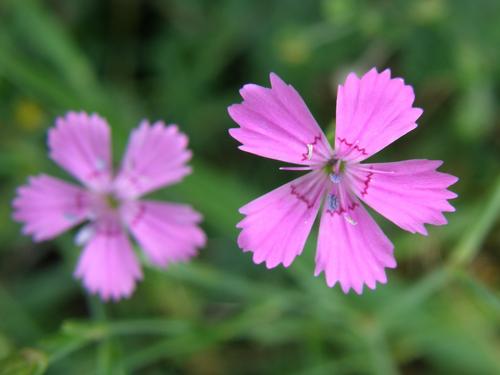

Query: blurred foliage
[0,0,499,374]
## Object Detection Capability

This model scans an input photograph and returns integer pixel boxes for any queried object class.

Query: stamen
[95,158,106,171]
[306,143,314,160]
[356,166,395,175]
[328,193,338,211]
[63,212,78,222]
[75,225,94,245]
[330,173,342,184]
[280,166,314,171]
[338,138,367,159]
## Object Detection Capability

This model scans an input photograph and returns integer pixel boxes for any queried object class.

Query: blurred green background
[0,0,499,374]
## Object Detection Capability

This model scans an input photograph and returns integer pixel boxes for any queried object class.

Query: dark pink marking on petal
[360,172,374,197]
[325,202,359,216]
[130,203,147,227]
[87,169,108,181]
[95,219,123,237]
[290,184,315,208]
[75,191,87,210]
[337,137,368,156]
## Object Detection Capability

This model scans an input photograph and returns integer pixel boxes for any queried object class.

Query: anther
[328,193,338,211]
[95,158,106,171]
[330,173,341,184]
[63,212,78,222]
[75,225,94,245]
[306,144,314,160]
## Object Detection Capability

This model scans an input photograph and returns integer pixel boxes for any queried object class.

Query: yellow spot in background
[412,0,446,24]
[13,99,45,132]
[279,36,310,65]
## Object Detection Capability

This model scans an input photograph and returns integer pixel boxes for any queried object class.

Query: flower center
[324,158,345,182]
[87,191,123,220]
[323,158,357,226]
[104,193,121,210]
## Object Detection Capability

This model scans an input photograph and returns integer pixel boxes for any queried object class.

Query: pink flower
[228,69,458,294]
[13,112,206,301]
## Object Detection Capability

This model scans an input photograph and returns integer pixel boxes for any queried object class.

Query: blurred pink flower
[228,69,458,293]
[13,112,206,301]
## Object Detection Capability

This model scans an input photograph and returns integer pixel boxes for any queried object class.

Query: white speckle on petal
[344,215,357,226]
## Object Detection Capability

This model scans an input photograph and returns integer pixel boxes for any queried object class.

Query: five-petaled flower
[13,112,206,301]
[228,68,458,293]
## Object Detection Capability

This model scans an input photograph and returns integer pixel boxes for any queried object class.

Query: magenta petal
[335,68,423,162]
[74,215,142,301]
[315,195,396,294]
[12,174,90,242]
[48,112,112,191]
[228,73,332,165]
[237,170,327,268]
[113,121,192,199]
[122,200,205,267]
[347,160,458,235]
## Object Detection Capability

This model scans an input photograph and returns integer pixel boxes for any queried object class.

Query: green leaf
[0,349,48,375]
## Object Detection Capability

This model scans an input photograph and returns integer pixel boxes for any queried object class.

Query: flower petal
[346,160,458,235]
[122,200,205,267]
[237,170,327,268]
[12,174,91,242]
[315,193,396,294]
[228,73,332,165]
[48,112,112,191]
[113,121,192,199]
[335,68,423,162]
[74,214,142,301]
